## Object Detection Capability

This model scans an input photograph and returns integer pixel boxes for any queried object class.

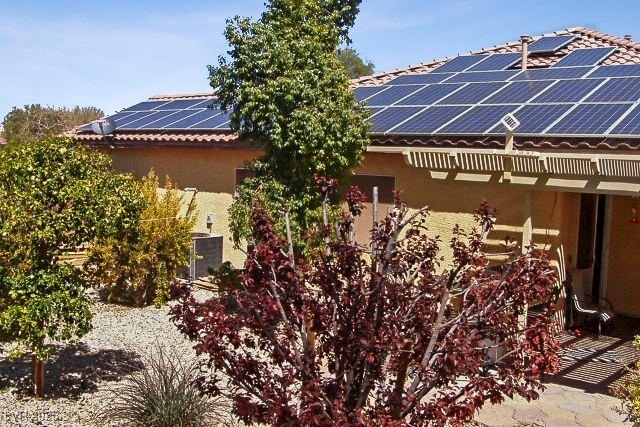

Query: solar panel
[152,98,214,110]
[437,105,515,134]
[188,111,232,129]
[528,35,577,53]
[364,85,424,106]
[551,47,616,68]
[114,111,157,127]
[122,101,170,112]
[437,82,507,105]
[396,83,464,106]
[488,104,572,134]
[354,86,387,102]
[118,111,179,129]
[369,107,425,132]
[586,77,640,102]
[589,64,640,78]
[162,109,224,129]
[609,104,640,135]
[431,55,488,73]
[466,53,521,71]
[481,80,555,104]
[446,70,519,83]
[138,110,201,129]
[530,78,605,103]
[390,106,469,133]
[386,73,454,85]
[546,103,633,135]
[511,67,591,81]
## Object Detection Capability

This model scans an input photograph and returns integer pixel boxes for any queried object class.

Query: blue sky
[1,0,639,119]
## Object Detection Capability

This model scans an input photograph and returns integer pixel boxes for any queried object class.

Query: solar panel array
[80,97,232,132]
[357,47,640,137]
[84,46,640,139]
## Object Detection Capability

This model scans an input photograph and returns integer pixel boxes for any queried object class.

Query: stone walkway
[475,382,629,426]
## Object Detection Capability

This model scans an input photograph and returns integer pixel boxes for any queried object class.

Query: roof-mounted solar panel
[121,101,170,112]
[466,53,521,71]
[138,110,200,129]
[609,104,640,135]
[389,106,469,133]
[162,109,223,129]
[546,103,634,135]
[530,78,605,103]
[369,107,425,132]
[551,47,616,68]
[386,73,454,85]
[396,83,464,106]
[188,111,232,129]
[437,82,507,105]
[354,86,387,102]
[446,70,519,83]
[481,80,555,104]
[511,67,591,81]
[586,77,640,102]
[528,35,577,53]
[437,105,515,134]
[590,64,640,78]
[430,55,488,73]
[363,85,424,106]
[489,104,573,134]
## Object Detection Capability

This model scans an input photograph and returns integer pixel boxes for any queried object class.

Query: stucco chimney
[520,35,533,70]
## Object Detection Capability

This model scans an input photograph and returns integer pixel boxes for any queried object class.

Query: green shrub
[87,171,197,306]
[104,347,230,427]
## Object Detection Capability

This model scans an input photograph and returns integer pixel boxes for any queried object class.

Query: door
[576,194,607,304]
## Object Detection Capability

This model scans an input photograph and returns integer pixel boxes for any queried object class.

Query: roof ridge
[149,93,216,100]
[574,27,640,51]
[350,26,640,86]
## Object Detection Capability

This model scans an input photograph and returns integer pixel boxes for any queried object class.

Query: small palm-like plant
[105,346,230,427]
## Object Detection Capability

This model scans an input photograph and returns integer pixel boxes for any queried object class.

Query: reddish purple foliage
[171,189,560,426]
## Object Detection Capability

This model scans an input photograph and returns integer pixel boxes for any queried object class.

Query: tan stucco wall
[106,147,261,267]
[356,153,570,271]
[104,147,578,280]
[605,195,640,317]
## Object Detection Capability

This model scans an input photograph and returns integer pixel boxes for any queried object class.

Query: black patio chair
[565,279,615,339]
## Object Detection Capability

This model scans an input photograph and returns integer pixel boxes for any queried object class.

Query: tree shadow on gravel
[0,342,144,399]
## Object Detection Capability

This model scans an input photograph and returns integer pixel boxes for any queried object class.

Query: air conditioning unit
[189,233,223,279]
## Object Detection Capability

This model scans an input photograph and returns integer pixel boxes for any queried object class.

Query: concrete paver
[474,383,630,426]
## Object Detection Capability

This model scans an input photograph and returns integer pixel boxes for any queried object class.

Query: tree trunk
[33,356,45,398]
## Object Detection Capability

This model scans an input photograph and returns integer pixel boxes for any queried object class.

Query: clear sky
[1,0,639,119]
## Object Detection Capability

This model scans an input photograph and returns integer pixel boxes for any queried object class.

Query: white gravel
[0,288,219,427]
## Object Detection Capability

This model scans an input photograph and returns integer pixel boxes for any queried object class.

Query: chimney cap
[625,34,633,41]
[520,35,533,43]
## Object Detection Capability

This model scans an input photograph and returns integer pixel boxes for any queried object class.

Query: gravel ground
[0,288,224,427]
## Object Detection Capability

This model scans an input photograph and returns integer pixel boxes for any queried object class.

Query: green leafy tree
[337,47,375,78]
[0,136,143,396]
[86,171,197,307]
[211,0,370,245]
[1,104,104,144]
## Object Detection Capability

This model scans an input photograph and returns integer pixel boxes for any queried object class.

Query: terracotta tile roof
[371,135,640,152]
[352,27,640,86]
[72,130,240,147]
